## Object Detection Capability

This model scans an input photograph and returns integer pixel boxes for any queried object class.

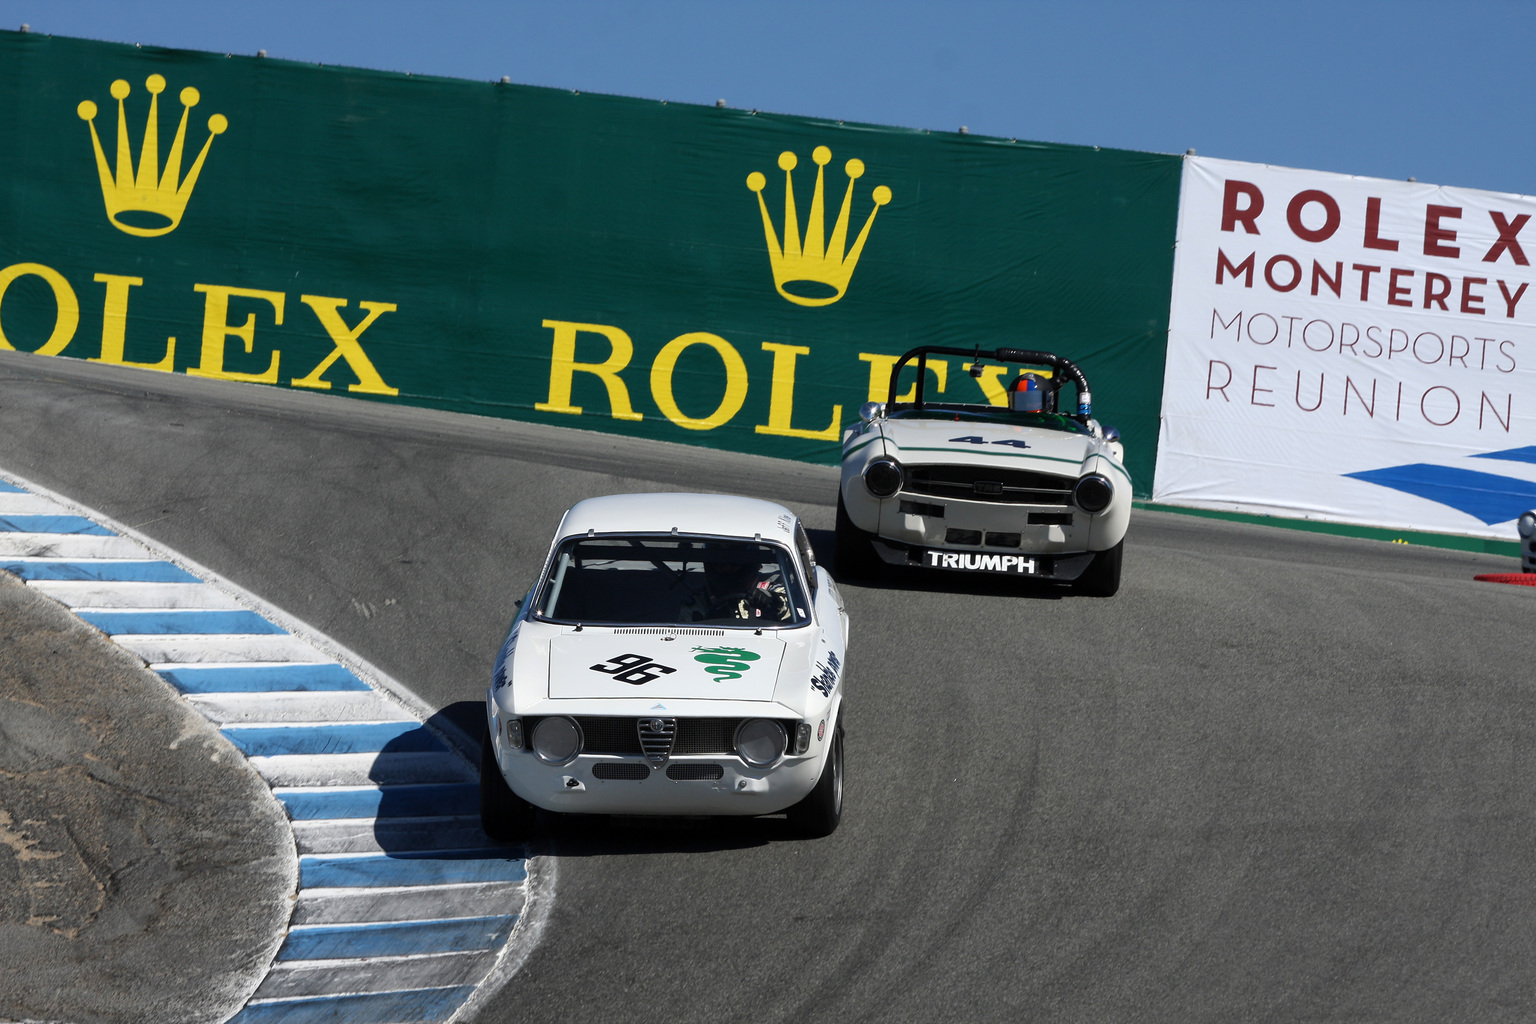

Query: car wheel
[835,493,881,582]
[1074,539,1123,597]
[480,727,536,841]
[787,721,843,838]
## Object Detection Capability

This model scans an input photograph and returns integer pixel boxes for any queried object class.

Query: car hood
[878,415,1098,469]
[548,632,786,701]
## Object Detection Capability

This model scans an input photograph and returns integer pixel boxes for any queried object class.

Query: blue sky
[3,1,1532,197]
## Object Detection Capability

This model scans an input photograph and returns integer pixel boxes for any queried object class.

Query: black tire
[1074,539,1123,597]
[480,727,536,841]
[787,722,844,838]
[835,493,881,582]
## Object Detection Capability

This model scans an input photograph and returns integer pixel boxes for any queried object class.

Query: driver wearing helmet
[680,556,791,622]
[1008,371,1054,413]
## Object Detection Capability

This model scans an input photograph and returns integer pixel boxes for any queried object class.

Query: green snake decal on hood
[692,645,761,682]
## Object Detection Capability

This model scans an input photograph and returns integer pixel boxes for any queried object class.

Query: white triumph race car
[837,345,1131,596]
[482,493,848,839]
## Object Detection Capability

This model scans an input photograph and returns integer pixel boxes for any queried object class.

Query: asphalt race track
[3,348,1535,1024]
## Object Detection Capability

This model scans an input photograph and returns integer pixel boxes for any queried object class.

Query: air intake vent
[613,627,726,635]
[666,764,724,781]
[593,762,650,780]
[637,717,677,765]
[899,499,945,518]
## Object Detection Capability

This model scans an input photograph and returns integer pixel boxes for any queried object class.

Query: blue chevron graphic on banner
[1472,446,1536,465]
[1346,463,1536,526]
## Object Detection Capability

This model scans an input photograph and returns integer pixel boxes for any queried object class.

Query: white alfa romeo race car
[482,493,848,839]
[837,345,1131,596]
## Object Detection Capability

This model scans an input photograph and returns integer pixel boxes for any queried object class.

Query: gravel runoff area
[0,570,294,1024]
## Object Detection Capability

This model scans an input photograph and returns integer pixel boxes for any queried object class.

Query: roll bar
[884,345,1094,421]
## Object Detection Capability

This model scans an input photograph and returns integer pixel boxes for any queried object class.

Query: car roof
[555,493,799,544]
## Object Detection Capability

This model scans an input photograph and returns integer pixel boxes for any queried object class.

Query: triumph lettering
[925,550,1037,573]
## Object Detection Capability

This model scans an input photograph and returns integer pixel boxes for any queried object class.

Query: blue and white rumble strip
[0,472,549,1023]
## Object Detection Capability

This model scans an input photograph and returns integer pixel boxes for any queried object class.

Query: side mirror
[858,401,885,423]
[1103,425,1121,444]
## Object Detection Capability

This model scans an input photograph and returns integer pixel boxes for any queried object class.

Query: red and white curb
[0,470,552,1024]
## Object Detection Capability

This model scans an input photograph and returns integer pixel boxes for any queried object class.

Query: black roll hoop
[884,345,1093,423]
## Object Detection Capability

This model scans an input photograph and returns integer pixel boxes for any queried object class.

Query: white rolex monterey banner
[1155,156,1536,540]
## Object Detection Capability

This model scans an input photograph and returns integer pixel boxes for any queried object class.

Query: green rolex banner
[0,31,1180,489]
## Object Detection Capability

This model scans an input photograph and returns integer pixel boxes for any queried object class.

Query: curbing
[0,470,553,1023]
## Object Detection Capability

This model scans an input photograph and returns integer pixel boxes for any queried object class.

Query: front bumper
[878,492,1096,553]
[494,745,825,816]
[870,537,1096,581]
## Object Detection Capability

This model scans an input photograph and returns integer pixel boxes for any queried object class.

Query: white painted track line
[28,580,247,608]
[188,690,421,724]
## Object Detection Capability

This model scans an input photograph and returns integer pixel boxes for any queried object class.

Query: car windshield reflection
[533,535,809,627]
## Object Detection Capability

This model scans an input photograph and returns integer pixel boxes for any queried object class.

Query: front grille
[593,762,650,780]
[666,764,724,781]
[673,719,736,755]
[637,717,676,764]
[575,717,643,754]
[907,465,1073,505]
[575,717,743,756]
[1028,512,1074,526]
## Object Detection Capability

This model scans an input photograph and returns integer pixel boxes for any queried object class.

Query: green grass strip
[1134,501,1522,558]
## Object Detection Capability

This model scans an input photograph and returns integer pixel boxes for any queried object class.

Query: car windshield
[887,405,1090,435]
[533,535,810,627]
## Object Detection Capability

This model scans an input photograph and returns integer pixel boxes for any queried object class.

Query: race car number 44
[924,550,1039,574]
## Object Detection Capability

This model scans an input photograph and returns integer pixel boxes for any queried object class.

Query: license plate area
[916,549,1046,575]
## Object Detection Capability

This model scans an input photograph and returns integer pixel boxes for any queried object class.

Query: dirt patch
[0,572,294,1024]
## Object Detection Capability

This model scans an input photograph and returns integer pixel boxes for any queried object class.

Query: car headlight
[531,716,582,765]
[735,719,788,768]
[792,720,813,755]
[1073,473,1113,514]
[864,457,903,498]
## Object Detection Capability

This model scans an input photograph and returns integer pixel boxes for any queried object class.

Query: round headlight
[531,716,582,765]
[864,458,903,498]
[1519,511,1536,538]
[1074,474,1113,514]
[735,719,788,768]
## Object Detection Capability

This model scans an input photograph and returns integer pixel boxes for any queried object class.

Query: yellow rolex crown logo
[747,146,891,307]
[76,75,228,237]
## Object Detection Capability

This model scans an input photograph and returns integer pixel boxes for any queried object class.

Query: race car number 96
[589,653,678,685]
